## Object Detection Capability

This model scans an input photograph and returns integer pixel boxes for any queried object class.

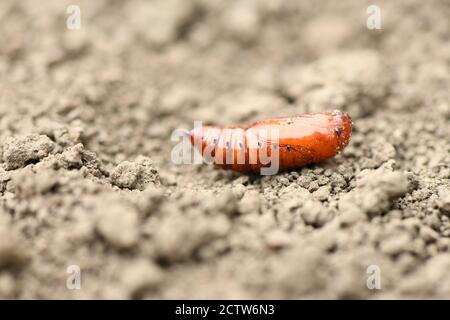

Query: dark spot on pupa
[238,142,244,149]
[286,144,292,151]
[334,127,342,137]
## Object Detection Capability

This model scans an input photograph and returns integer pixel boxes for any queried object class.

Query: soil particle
[0,225,28,270]
[129,0,201,49]
[0,169,11,194]
[204,189,239,217]
[130,186,165,217]
[220,1,261,44]
[36,121,84,148]
[339,167,410,219]
[152,211,230,263]
[267,246,329,297]
[110,156,160,190]
[300,200,334,228]
[232,183,246,199]
[238,190,262,215]
[2,134,55,170]
[95,195,140,249]
[119,260,165,298]
[437,187,450,216]
[397,254,450,297]
[313,185,331,202]
[264,229,293,249]
[379,232,413,256]
[0,273,16,298]
[48,143,105,177]
[8,167,60,198]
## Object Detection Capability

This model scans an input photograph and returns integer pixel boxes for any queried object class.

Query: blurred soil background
[0,0,449,298]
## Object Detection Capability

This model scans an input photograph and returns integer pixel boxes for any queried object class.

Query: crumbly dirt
[0,0,449,299]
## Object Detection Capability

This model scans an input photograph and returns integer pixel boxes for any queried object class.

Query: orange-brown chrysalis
[190,110,352,174]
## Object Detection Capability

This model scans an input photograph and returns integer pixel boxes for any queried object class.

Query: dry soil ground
[0,0,449,299]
